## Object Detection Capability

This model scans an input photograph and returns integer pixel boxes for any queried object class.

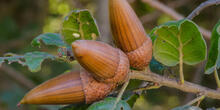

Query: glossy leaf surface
[153,19,206,66]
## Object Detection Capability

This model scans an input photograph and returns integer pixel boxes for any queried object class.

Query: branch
[187,0,220,20]
[130,70,220,100]
[140,0,190,24]
[141,0,211,40]
[0,65,35,89]
[140,12,161,24]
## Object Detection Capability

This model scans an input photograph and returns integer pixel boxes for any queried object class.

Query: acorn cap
[72,40,129,84]
[80,69,116,104]
[126,40,152,70]
[18,70,116,105]
[109,0,152,70]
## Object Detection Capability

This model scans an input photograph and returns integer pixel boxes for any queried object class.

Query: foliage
[62,10,100,45]
[153,19,206,66]
[0,4,219,109]
[88,97,131,110]
[0,52,55,72]
[59,104,89,110]
[205,20,220,74]
[32,33,66,48]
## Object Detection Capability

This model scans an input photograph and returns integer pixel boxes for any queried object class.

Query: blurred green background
[0,0,219,110]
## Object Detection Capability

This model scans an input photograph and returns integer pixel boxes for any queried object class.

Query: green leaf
[0,55,24,66]
[59,104,89,110]
[172,106,202,110]
[0,52,55,72]
[153,19,206,66]
[24,52,55,72]
[205,20,220,74]
[62,10,99,45]
[88,97,131,110]
[149,27,158,43]
[32,33,66,48]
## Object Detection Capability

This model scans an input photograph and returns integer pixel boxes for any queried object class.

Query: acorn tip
[71,40,82,49]
[71,42,78,49]
[17,98,25,107]
[17,102,21,107]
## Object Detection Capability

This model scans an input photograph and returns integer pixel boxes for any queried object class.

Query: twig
[130,71,220,100]
[140,12,161,24]
[187,0,220,20]
[141,0,211,40]
[0,65,35,89]
[185,95,205,106]
[95,0,113,44]
[168,0,191,8]
[214,68,220,88]
[133,84,161,93]
[112,78,130,110]
[141,0,184,20]
[140,0,190,24]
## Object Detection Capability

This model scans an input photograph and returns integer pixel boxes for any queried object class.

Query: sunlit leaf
[62,10,100,45]
[172,106,202,110]
[149,27,158,43]
[32,33,66,48]
[88,97,131,110]
[205,20,220,74]
[153,19,206,66]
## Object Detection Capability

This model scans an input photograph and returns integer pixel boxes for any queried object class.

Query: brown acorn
[72,40,129,84]
[109,0,152,70]
[18,69,116,105]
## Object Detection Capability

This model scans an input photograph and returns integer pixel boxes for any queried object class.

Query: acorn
[18,69,116,105]
[72,40,129,84]
[109,0,152,70]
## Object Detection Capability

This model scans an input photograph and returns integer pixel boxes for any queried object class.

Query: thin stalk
[133,84,161,93]
[111,78,130,110]
[186,95,205,106]
[178,33,184,84]
[214,68,220,88]
[130,71,220,100]
[179,56,184,84]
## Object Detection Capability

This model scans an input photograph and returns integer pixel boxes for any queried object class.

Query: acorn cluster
[19,0,152,105]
